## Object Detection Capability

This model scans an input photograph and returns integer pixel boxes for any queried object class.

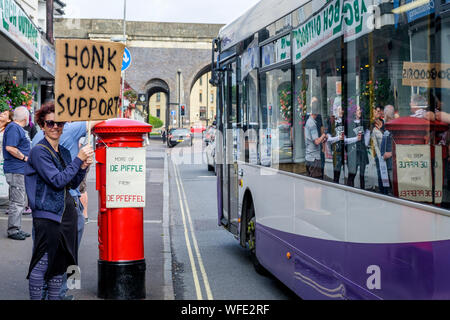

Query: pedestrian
[22,115,37,215]
[25,101,94,300]
[370,105,387,193]
[3,106,31,240]
[410,94,435,120]
[161,128,166,144]
[23,114,38,141]
[32,113,100,299]
[326,97,361,184]
[380,105,396,195]
[326,97,345,183]
[347,105,369,189]
[78,136,90,225]
[0,107,13,163]
[0,108,13,207]
[304,97,327,179]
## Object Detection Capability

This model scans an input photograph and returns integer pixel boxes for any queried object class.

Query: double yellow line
[172,160,213,300]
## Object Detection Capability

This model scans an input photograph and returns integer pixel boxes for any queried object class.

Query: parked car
[205,138,216,174]
[204,126,216,146]
[167,128,193,147]
[191,125,206,134]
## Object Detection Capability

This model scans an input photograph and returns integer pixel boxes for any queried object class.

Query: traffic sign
[138,93,147,104]
[122,47,132,71]
[171,110,176,116]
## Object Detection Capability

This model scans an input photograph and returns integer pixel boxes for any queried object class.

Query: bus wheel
[246,202,269,276]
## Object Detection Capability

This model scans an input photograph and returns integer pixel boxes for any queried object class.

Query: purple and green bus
[211,0,450,299]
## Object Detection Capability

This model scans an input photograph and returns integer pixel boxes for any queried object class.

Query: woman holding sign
[24,101,94,300]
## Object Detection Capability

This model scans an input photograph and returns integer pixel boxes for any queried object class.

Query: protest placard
[54,39,125,121]
[106,147,146,208]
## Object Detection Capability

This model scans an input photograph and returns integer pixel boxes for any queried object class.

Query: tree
[148,114,163,129]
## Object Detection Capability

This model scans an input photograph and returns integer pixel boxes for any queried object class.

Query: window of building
[200,106,207,119]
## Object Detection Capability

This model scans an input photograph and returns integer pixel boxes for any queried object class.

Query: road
[168,134,298,300]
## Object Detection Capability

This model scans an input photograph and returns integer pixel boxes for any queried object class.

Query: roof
[218,0,308,51]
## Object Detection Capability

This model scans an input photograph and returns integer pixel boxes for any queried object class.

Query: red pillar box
[92,118,152,299]
[385,117,448,205]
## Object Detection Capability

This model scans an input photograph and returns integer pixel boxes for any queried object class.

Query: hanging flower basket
[279,88,292,122]
[0,80,34,110]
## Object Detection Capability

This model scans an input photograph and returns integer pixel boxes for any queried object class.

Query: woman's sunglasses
[45,120,66,128]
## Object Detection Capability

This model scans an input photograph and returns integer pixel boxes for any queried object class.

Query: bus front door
[221,61,239,235]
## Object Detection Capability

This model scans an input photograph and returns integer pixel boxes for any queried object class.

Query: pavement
[0,137,173,300]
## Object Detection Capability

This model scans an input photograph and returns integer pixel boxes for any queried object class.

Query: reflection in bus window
[243,70,259,164]
[290,0,450,208]
[260,68,292,169]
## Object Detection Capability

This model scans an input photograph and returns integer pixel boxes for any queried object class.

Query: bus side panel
[258,225,450,299]
[240,163,450,299]
[256,223,379,300]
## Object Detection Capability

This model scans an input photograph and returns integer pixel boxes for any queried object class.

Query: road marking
[87,219,162,224]
[173,160,204,300]
[0,217,161,224]
[174,164,213,300]
[0,216,32,222]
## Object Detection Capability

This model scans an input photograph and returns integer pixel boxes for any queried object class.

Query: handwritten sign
[402,62,450,89]
[54,39,125,121]
[396,145,442,203]
[106,147,146,208]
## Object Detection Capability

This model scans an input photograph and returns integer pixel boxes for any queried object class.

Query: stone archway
[189,63,217,127]
[144,78,170,130]
[190,64,211,93]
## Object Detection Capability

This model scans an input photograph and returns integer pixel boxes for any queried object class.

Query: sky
[63,0,261,25]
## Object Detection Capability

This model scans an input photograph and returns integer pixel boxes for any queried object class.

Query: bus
[210,0,450,299]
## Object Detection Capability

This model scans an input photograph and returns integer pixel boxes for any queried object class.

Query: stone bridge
[54,18,223,126]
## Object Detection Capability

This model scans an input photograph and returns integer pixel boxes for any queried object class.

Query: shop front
[0,0,55,117]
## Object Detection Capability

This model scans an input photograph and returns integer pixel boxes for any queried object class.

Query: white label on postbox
[106,147,146,208]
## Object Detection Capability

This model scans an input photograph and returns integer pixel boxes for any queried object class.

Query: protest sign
[106,147,146,208]
[54,39,125,121]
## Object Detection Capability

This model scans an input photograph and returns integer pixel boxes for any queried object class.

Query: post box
[92,118,152,299]
[385,116,448,204]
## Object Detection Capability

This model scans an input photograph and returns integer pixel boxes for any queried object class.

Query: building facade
[189,72,216,127]
[0,0,64,114]
[148,92,167,132]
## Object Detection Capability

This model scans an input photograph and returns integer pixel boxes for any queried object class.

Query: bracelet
[22,156,26,161]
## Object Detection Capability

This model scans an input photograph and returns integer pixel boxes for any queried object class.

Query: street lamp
[177,69,181,127]
[112,2,127,118]
[121,0,127,118]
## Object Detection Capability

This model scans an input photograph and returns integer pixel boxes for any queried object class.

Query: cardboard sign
[106,147,146,208]
[54,39,125,121]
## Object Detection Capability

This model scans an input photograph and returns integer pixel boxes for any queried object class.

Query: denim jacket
[25,138,86,223]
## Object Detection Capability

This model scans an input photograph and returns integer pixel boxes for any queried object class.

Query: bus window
[242,70,259,164]
[259,67,293,170]
[436,13,450,208]
[290,0,450,207]
[293,36,343,181]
